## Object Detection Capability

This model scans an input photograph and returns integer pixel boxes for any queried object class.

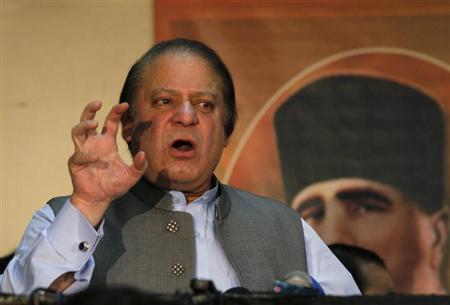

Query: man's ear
[121,111,134,143]
[430,207,448,270]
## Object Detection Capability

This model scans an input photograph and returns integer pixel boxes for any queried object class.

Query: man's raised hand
[69,101,147,227]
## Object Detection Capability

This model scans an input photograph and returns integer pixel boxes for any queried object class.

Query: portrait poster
[154,0,450,294]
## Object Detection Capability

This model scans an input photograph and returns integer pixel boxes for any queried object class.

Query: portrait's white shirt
[0,184,360,295]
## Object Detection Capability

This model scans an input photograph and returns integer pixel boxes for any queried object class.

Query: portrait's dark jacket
[48,178,307,293]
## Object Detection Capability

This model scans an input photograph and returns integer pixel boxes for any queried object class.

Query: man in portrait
[275,75,448,294]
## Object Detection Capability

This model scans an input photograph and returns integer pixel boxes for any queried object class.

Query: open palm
[68,101,147,226]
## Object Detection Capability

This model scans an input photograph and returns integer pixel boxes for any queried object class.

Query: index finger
[80,100,102,122]
[101,103,129,137]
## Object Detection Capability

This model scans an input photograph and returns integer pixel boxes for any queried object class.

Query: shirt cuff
[47,199,103,269]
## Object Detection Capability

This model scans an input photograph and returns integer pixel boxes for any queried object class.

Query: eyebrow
[295,198,324,215]
[147,88,178,99]
[336,189,392,206]
[148,88,218,99]
[190,90,218,98]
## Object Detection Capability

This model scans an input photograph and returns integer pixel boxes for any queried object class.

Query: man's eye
[351,201,388,215]
[197,101,214,110]
[302,207,325,221]
[153,98,172,106]
[338,190,391,216]
[296,198,324,223]
[156,98,171,105]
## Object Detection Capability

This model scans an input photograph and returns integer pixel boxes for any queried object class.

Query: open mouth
[172,140,195,152]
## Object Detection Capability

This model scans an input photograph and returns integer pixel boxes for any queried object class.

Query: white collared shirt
[169,184,240,291]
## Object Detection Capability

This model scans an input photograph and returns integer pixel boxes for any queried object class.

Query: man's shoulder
[221,184,297,215]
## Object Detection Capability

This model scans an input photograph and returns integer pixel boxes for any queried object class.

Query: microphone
[190,278,219,294]
[224,287,250,295]
[273,271,325,296]
[190,279,219,305]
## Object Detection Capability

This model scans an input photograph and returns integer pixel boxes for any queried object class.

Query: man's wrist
[70,194,109,228]
[47,199,103,269]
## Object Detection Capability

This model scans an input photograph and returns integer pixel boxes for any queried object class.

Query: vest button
[171,263,184,276]
[78,241,90,252]
[166,220,179,233]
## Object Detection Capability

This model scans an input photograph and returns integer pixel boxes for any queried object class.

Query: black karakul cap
[275,75,445,213]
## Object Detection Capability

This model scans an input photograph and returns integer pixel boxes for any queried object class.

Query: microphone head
[224,287,250,294]
[283,271,313,288]
[190,278,218,294]
[273,270,324,296]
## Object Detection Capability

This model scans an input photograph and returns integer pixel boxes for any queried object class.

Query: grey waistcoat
[48,178,307,293]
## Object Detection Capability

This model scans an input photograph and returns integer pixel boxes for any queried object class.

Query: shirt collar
[169,180,220,211]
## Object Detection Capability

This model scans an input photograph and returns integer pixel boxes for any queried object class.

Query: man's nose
[173,101,198,126]
[320,200,357,245]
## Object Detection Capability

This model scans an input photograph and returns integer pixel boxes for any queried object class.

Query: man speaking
[0,39,359,295]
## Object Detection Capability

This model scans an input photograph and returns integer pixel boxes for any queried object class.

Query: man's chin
[167,176,207,192]
[147,169,208,192]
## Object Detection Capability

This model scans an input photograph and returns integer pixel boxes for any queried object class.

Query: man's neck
[183,178,219,204]
[185,191,206,203]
